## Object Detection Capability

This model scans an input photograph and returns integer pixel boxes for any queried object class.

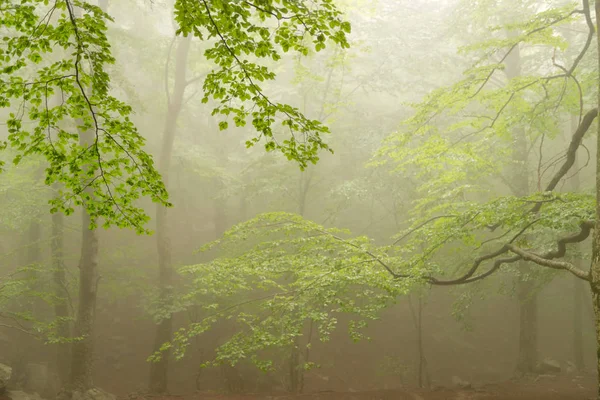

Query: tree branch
[392,216,459,246]
[539,108,598,196]
[434,219,593,285]
[0,322,39,337]
[506,244,589,280]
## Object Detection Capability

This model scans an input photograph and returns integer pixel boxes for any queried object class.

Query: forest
[0,0,599,399]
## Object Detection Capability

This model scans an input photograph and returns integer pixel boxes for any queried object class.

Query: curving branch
[425,218,540,285]
[486,107,597,231]
[539,108,598,196]
[392,215,459,246]
[506,244,589,280]
[567,0,595,77]
[434,219,594,285]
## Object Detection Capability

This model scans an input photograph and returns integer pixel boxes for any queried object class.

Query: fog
[0,0,599,399]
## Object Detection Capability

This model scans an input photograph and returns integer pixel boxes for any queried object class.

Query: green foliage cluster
[150,212,410,370]
[389,193,593,280]
[373,2,593,214]
[0,263,77,343]
[174,0,351,168]
[0,0,170,233]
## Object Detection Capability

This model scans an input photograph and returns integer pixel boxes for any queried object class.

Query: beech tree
[155,1,600,397]
[0,0,353,395]
[375,0,600,395]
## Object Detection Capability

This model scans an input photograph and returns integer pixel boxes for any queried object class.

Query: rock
[0,364,12,394]
[451,376,471,390]
[536,358,561,374]
[7,391,43,400]
[565,361,576,374]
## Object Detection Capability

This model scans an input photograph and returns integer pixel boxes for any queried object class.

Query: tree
[142,0,354,393]
[373,0,600,395]
[149,212,408,380]
[1,0,355,393]
[149,34,193,394]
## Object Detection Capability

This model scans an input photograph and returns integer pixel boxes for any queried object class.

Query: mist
[0,1,598,400]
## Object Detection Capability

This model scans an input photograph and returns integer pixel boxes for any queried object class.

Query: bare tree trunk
[287,174,313,393]
[19,214,44,366]
[407,291,430,388]
[69,209,98,391]
[591,2,600,398]
[149,35,191,394]
[67,0,108,390]
[51,209,71,385]
[567,114,586,371]
[516,280,537,373]
[288,342,300,393]
[505,41,538,375]
[24,216,42,319]
[573,274,585,370]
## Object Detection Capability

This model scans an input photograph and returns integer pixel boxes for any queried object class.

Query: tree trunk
[573,274,585,370]
[52,209,71,385]
[567,114,586,371]
[69,209,98,391]
[288,342,300,393]
[407,291,430,388]
[287,175,313,393]
[591,2,600,398]
[149,35,191,394]
[505,41,538,374]
[67,0,109,391]
[516,280,538,373]
[20,214,44,366]
[24,217,42,319]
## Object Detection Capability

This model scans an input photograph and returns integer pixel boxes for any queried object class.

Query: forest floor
[128,374,596,400]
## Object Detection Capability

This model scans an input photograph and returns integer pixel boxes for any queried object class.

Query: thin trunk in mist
[288,173,313,393]
[573,271,585,371]
[23,219,41,266]
[19,213,44,372]
[51,209,71,385]
[505,42,538,375]
[67,0,107,392]
[407,292,429,388]
[70,114,101,392]
[149,35,191,394]
[69,205,98,391]
[213,177,226,239]
[567,115,586,371]
[591,2,600,398]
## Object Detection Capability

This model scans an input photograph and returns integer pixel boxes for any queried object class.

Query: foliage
[372,2,593,215]
[174,0,351,168]
[0,264,76,343]
[0,0,170,233]
[149,212,410,370]
[386,192,593,280]
[0,151,49,231]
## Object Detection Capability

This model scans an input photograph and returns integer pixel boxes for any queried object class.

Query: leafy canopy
[0,0,169,233]
[174,0,351,168]
[0,0,353,234]
[149,212,410,370]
